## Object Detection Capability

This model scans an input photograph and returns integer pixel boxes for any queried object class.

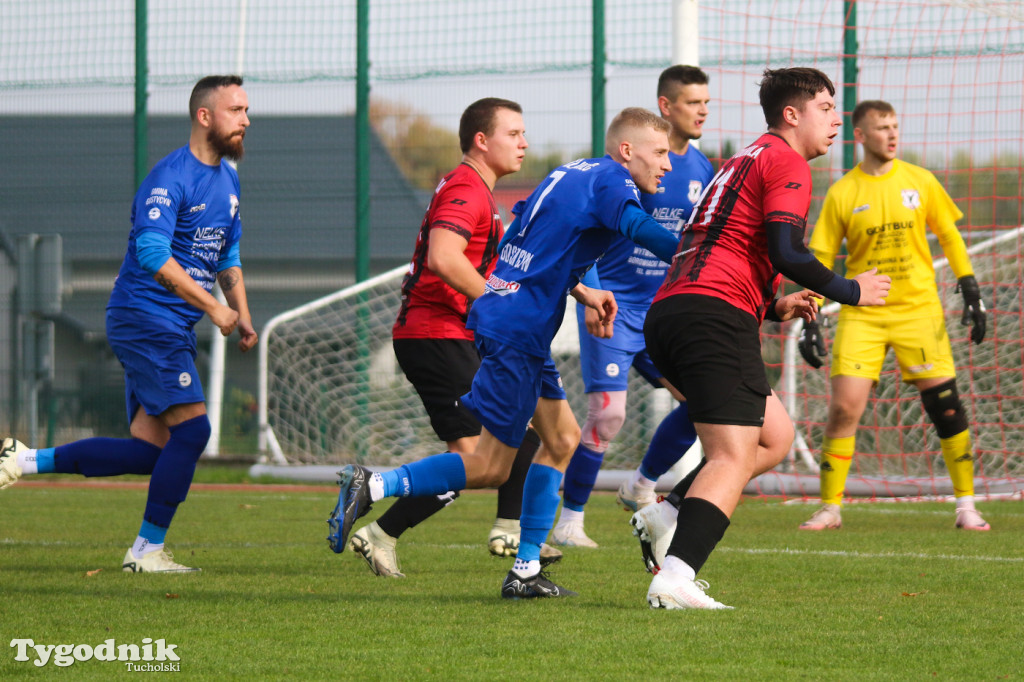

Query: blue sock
[138,519,167,545]
[639,403,697,481]
[518,464,562,563]
[143,415,211,528]
[35,448,56,473]
[562,443,604,511]
[381,452,466,498]
[52,438,162,477]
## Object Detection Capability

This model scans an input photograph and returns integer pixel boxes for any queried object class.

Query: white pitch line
[717,546,1024,563]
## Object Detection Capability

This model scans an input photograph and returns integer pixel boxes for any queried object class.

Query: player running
[633,68,891,609]
[1,75,257,573]
[329,107,680,599]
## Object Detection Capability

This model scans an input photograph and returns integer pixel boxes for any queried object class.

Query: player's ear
[473,130,488,153]
[783,104,799,127]
[619,140,633,161]
[852,126,866,144]
[656,95,672,117]
[196,107,212,128]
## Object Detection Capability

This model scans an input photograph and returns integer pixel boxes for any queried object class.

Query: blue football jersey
[468,156,648,357]
[594,147,714,307]
[108,146,243,327]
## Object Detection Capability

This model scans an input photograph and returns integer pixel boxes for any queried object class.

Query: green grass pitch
[1,482,1021,680]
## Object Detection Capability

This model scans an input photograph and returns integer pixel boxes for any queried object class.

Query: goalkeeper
[798,100,990,532]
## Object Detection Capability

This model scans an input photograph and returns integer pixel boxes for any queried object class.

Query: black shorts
[393,337,482,442]
[644,294,770,427]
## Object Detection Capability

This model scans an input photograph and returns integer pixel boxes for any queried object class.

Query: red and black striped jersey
[654,133,812,321]
[393,163,504,340]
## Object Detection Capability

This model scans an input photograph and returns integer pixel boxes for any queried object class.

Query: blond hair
[605,107,671,155]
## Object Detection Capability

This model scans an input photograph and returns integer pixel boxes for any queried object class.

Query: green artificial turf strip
[1,485,1021,680]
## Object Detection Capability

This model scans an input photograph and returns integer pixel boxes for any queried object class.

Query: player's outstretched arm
[852,268,891,306]
[766,221,889,307]
[218,266,258,352]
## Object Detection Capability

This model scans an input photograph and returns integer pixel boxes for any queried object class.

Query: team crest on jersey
[229,194,239,218]
[688,180,703,204]
[901,189,920,209]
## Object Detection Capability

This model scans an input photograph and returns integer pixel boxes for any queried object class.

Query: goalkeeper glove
[798,319,827,369]
[956,275,987,344]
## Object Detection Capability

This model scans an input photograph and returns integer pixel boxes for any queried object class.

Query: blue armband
[136,230,172,274]
[579,264,601,289]
[617,203,678,264]
[217,242,241,272]
[498,217,519,251]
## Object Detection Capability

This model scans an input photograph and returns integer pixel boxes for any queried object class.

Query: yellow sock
[820,436,856,505]
[941,430,975,497]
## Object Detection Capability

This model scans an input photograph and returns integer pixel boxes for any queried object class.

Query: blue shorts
[576,303,662,393]
[106,310,205,424]
[460,334,567,447]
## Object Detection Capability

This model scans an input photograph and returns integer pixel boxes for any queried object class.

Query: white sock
[131,537,164,559]
[16,449,39,475]
[955,495,976,510]
[557,507,584,525]
[629,468,657,490]
[369,472,385,502]
[660,555,697,581]
[512,558,541,578]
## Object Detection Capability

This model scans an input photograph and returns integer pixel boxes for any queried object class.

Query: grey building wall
[0,115,426,445]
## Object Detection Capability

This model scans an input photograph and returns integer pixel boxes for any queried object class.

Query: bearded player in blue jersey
[553,65,714,548]
[329,107,680,598]
[1,75,257,573]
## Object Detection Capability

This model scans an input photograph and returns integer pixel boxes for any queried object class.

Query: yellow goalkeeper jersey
[809,159,973,320]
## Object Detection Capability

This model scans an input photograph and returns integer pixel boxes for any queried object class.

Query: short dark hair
[458,98,523,154]
[758,67,835,129]
[189,75,244,120]
[657,65,709,100]
[852,99,896,128]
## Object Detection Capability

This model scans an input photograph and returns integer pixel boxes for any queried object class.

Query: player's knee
[827,399,864,431]
[170,414,212,454]
[921,379,968,439]
[543,426,582,465]
[581,392,626,449]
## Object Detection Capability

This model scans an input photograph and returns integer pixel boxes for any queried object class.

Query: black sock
[665,458,707,509]
[666,496,730,575]
[496,427,540,520]
[375,490,460,539]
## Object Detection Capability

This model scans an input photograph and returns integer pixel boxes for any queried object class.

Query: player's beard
[209,128,245,162]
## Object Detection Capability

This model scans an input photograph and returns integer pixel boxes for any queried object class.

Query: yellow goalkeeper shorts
[830,313,956,382]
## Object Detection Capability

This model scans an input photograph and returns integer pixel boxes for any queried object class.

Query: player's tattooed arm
[218,268,240,292]
[155,272,178,294]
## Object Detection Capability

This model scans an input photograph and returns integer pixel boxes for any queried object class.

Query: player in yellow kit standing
[798,100,990,531]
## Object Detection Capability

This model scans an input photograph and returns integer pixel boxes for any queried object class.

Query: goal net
[771,227,1024,499]
[258,268,672,470]
[258,1,1024,497]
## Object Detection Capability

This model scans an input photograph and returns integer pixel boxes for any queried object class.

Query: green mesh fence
[2,2,1023,486]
